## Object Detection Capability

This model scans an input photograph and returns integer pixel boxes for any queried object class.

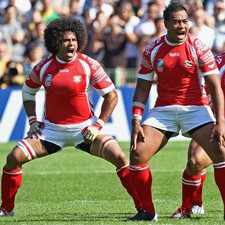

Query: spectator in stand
[115,0,140,68]
[0,39,11,79]
[213,0,225,28]
[212,0,225,54]
[0,5,24,46]
[34,0,59,24]
[2,61,25,88]
[23,42,45,76]
[88,0,114,22]
[134,1,159,38]
[102,14,128,86]
[88,10,107,61]
[69,0,85,24]
[190,8,215,48]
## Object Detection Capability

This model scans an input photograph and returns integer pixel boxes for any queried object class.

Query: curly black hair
[44,17,87,54]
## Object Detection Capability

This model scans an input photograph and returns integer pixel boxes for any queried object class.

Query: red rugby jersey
[25,53,115,124]
[137,34,220,107]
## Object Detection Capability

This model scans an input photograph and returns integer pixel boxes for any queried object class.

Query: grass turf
[0,141,223,225]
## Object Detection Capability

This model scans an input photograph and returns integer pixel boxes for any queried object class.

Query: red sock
[181,170,201,211]
[214,163,225,213]
[117,165,142,210]
[129,164,155,214]
[1,168,22,212]
[192,172,206,206]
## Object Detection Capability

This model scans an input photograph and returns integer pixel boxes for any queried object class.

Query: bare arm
[22,83,41,138]
[205,74,224,124]
[131,78,152,150]
[99,90,118,123]
[82,90,118,143]
[23,100,36,118]
[205,74,225,143]
[133,78,152,105]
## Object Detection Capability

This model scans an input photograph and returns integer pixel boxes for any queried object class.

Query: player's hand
[82,119,104,143]
[130,118,145,151]
[27,121,43,139]
[210,122,225,145]
[27,116,43,139]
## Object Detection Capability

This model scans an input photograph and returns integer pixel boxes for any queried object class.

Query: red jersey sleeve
[87,56,115,96]
[193,38,219,76]
[137,43,155,81]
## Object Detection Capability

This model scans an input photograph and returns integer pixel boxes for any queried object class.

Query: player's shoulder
[77,52,101,69]
[33,54,54,71]
[143,36,164,57]
[187,34,209,52]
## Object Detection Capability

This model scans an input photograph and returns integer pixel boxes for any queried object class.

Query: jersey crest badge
[156,59,164,72]
[73,75,82,83]
[45,74,52,87]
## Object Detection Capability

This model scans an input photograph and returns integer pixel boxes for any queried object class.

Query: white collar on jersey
[56,53,77,64]
[165,35,187,46]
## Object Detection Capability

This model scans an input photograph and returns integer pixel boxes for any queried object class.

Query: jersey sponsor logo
[156,59,164,72]
[184,60,192,68]
[45,74,52,87]
[73,75,82,83]
[60,68,70,72]
[169,52,180,57]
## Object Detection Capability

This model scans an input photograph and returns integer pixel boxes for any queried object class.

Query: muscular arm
[99,90,118,123]
[205,74,225,124]
[23,100,36,118]
[133,78,152,105]
[131,78,152,149]
[22,83,40,118]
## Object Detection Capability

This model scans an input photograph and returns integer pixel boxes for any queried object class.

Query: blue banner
[0,86,186,142]
[0,86,150,142]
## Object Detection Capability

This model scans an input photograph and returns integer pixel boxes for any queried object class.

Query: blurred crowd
[0,0,225,88]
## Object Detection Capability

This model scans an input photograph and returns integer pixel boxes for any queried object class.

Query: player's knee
[187,156,205,174]
[130,148,147,164]
[5,148,23,169]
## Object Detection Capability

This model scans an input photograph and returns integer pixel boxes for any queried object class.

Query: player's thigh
[17,138,49,159]
[91,135,128,168]
[130,125,168,164]
[191,123,225,162]
[6,138,49,168]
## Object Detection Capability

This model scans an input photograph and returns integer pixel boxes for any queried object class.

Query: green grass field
[0,141,224,225]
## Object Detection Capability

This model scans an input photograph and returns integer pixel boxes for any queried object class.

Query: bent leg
[182,140,212,211]
[90,135,128,169]
[191,123,225,217]
[1,138,50,213]
[88,135,142,209]
[187,140,211,208]
[129,125,168,215]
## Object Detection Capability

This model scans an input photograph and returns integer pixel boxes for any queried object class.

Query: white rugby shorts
[39,117,97,148]
[142,105,215,137]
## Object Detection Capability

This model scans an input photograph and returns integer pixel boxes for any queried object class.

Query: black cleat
[129,209,158,221]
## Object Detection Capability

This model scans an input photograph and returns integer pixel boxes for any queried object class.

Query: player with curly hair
[0,17,136,217]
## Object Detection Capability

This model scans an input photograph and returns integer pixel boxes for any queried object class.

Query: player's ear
[164,20,169,29]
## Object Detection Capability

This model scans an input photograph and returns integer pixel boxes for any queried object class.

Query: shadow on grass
[1,212,134,223]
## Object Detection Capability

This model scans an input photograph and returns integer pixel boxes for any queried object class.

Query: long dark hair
[44,17,87,54]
